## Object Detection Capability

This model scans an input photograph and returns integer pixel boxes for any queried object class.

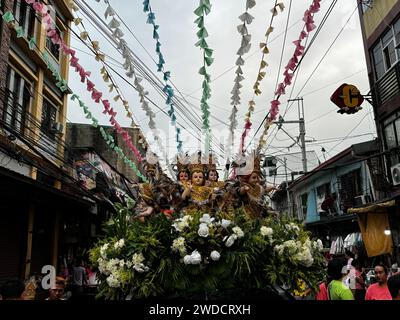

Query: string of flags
[240,0,284,153]
[194,0,213,152]
[258,0,321,149]
[23,0,144,163]
[1,9,147,182]
[227,0,256,160]
[141,0,183,152]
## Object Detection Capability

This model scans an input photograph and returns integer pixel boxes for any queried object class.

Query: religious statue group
[135,151,276,221]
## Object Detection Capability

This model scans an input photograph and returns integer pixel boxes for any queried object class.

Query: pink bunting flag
[102,100,111,111]
[300,31,307,40]
[275,83,286,96]
[91,90,102,103]
[86,80,95,92]
[268,100,281,121]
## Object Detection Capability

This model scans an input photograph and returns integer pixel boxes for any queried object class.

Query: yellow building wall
[363,0,397,39]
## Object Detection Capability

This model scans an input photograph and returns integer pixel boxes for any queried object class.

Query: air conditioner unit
[391,163,400,186]
[51,122,64,134]
[354,195,367,207]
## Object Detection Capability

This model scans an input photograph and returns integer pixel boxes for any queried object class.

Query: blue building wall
[291,161,370,223]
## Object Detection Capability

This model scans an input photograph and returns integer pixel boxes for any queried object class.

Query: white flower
[172,216,192,232]
[133,264,149,273]
[232,226,244,238]
[114,239,125,250]
[225,234,237,247]
[189,250,202,264]
[199,214,211,224]
[132,253,145,266]
[210,251,220,261]
[294,246,314,267]
[198,223,210,238]
[106,274,120,288]
[125,261,133,268]
[316,239,323,252]
[171,237,186,255]
[100,243,109,259]
[260,226,273,237]
[286,223,300,233]
[183,255,192,265]
[119,260,125,268]
[221,219,232,229]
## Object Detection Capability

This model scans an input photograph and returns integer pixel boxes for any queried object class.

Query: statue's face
[192,171,204,186]
[208,170,218,181]
[248,172,260,185]
[179,171,188,182]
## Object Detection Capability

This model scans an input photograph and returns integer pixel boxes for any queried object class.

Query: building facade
[357,0,400,262]
[0,0,97,283]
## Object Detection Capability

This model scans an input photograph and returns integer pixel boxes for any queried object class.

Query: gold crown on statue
[187,151,207,174]
[175,152,189,173]
[208,153,217,171]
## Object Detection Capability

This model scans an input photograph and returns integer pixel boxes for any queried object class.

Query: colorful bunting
[258,0,322,149]
[141,0,183,152]
[194,0,214,152]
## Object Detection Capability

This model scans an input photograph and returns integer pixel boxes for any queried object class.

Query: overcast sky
[67,0,375,180]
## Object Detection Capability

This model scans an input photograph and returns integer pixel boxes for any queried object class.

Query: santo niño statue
[235,152,269,219]
[181,152,214,213]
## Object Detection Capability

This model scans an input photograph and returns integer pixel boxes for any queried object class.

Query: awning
[348,200,395,258]
[347,200,396,214]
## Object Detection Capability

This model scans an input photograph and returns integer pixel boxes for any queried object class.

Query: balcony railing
[374,62,400,106]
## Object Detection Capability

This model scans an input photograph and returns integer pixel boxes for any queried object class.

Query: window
[45,7,62,61]
[41,98,57,140]
[13,0,35,38]
[383,115,400,167]
[338,169,362,212]
[372,43,385,79]
[300,193,308,220]
[3,67,32,135]
[371,24,400,80]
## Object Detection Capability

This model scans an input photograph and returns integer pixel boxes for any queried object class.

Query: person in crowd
[344,250,354,273]
[326,257,354,300]
[315,278,330,300]
[365,264,392,300]
[349,259,366,301]
[71,257,88,297]
[47,277,66,301]
[0,279,25,300]
[387,273,400,300]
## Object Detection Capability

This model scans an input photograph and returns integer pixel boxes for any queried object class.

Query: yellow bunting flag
[91,41,100,50]
[265,26,274,36]
[108,84,115,92]
[260,60,268,69]
[113,95,121,102]
[277,3,285,12]
[80,31,88,40]
[74,18,82,26]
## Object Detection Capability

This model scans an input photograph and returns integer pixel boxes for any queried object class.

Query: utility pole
[287,97,308,173]
[284,157,291,218]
